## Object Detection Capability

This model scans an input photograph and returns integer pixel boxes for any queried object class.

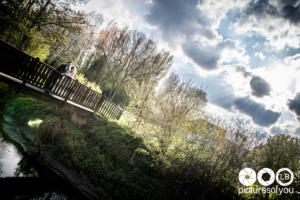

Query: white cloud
[269,121,300,138]
[250,59,300,113]
[220,45,250,65]
[232,2,300,50]
[254,52,265,60]
[198,0,251,29]
[82,0,136,28]
[284,53,300,68]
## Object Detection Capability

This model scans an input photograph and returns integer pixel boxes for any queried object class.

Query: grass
[0,86,162,199]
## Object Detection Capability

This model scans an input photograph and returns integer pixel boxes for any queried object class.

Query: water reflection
[0,137,22,177]
[0,137,69,199]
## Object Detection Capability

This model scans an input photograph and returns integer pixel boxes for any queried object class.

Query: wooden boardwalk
[0,40,123,120]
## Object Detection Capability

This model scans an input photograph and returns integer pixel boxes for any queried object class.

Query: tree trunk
[17,0,52,49]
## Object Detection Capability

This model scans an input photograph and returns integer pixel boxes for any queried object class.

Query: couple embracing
[57,61,76,80]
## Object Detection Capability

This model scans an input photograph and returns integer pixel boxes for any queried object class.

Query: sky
[81,0,300,137]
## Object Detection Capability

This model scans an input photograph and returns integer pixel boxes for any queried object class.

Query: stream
[0,135,70,200]
[0,137,22,178]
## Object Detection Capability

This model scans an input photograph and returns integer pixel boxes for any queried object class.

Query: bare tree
[148,72,207,154]
[88,22,173,100]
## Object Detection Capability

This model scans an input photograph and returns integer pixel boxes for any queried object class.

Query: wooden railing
[0,40,123,120]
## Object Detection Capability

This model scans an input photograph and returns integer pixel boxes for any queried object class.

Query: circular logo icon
[257,168,275,186]
[276,168,294,186]
[239,168,256,186]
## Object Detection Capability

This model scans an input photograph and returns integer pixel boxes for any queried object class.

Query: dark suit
[57,64,69,73]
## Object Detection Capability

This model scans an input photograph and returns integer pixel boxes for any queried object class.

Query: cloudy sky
[82,0,300,137]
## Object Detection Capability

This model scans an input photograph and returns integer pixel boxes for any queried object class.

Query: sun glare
[27,119,43,128]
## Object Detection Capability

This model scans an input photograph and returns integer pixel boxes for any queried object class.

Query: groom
[57,61,72,74]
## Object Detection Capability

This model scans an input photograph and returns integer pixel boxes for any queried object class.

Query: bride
[66,66,76,80]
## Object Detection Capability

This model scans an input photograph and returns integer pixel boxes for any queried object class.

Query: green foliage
[36,114,162,200]
[76,73,102,94]
[0,85,14,109]
[4,97,56,124]
[244,135,300,200]
[24,30,50,61]
[0,88,159,199]
[0,0,97,63]
[1,88,61,152]
[82,55,106,83]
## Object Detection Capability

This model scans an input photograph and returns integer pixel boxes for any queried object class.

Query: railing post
[94,95,105,113]
[63,79,77,104]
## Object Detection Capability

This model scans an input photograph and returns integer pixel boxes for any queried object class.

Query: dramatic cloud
[182,39,237,70]
[194,72,279,127]
[182,41,220,70]
[177,67,237,109]
[201,75,236,109]
[145,0,245,70]
[235,67,271,98]
[198,72,279,127]
[280,0,300,24]
[250,76,271,97]
[244,0,300,24]
[288,93,300,121]
[244,0,278,18]
[145,0,214,42]
[234,0,300,50]
[234,97,280,126]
